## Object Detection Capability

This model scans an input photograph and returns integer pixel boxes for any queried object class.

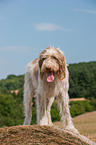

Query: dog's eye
[53,56,57,60]
[42,58,46,61]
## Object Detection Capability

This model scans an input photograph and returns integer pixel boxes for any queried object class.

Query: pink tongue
[47,72,54,82]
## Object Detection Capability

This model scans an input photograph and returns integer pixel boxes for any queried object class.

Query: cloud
[34,23,70,31]
[0,46,29,52]
[74,9,96,14]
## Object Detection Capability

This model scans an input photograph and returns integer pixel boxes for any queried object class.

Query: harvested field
[69,97,86,101]
[54,111,96,143]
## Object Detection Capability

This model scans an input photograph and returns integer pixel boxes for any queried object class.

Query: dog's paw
[65,125,79,134]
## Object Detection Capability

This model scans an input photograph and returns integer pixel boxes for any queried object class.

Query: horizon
[0,0,96,79]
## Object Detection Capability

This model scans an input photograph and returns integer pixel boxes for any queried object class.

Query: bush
[90,98,96,110]
[0,94,24,127]
[31,106,37,125]
[69,100,94,117]
[51,101,60,122]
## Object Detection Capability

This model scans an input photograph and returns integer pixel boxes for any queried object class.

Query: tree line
[0,61,96,99]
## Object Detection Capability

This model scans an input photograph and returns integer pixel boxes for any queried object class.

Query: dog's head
[38,47,66,82]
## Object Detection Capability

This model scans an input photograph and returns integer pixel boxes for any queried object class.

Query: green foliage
[0,94,24,127]
[51,101,60,122]
[31,107,37,125]
[90,98,96,110]
[0,80,8,94]
[0,74,24,94]
[69,100,94,117]
[68,61,96,99]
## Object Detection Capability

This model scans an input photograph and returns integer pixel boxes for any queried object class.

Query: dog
[23,47,78,134]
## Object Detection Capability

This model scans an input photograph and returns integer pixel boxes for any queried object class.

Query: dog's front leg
[36,95,54,125]
[46,97,55,125]
[36,94,48,125]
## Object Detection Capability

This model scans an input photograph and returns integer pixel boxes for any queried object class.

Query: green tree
[0,94,24,127]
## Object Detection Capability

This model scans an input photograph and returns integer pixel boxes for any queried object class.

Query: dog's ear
[38,49,47,69]
[38,50,47,80]
[38,58,43,80]
[38,58,43,70]
[58,54,66,81]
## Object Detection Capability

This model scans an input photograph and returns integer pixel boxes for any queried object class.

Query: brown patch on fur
[58,53,66,81]
[34,64,39,78]
[39,49,47,56]
[38,58,44,70]
[40,72,44,80]
[49,47,66,80]
[32,58,38,64]
[46,46,54,50]
[32,58,39,80]
[39,49,47,70]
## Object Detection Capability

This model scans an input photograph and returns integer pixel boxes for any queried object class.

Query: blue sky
[0,0,96,79]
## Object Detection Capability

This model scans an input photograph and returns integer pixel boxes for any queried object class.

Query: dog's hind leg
[56,92,79,134]
[23,72,33,125]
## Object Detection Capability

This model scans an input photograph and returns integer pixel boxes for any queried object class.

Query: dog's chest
[38,80,59,98]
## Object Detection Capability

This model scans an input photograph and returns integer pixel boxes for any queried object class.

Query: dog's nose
[46,67,51,71]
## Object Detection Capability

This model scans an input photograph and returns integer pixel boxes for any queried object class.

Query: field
[54,111,96,143]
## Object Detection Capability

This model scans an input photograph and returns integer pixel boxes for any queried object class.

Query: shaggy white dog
[23,47,78,134]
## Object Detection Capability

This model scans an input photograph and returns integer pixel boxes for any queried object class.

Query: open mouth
[47,71,54,82]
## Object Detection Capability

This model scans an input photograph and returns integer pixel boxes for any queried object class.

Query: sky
[0,0,96,79]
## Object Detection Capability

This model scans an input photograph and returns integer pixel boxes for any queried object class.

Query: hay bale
[0,125,95,145]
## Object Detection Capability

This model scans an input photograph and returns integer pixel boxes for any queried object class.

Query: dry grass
[0,125,89,145]
[54,111,96,143]
[69,98,86,101]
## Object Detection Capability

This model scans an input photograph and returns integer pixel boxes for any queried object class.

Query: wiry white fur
[23,47,78,134]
